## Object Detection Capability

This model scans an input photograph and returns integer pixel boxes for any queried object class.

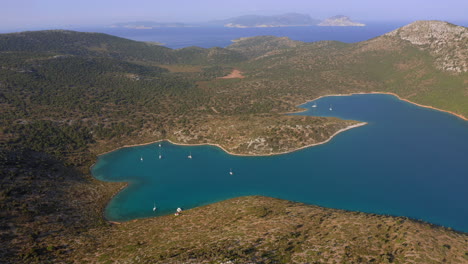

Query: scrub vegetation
[0,20,467,263]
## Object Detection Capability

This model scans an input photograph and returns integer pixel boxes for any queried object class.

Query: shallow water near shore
[92,94,468,232]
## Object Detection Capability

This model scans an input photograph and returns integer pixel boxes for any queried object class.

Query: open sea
[80,22,411,49]
[92,94,468,233]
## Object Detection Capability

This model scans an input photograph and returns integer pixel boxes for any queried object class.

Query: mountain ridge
[227,35,304,58]
[1,20,465,73]
[0,29,246,65]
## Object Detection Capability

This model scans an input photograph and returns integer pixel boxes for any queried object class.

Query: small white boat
[140,156,143,161]
[229,169,233,175]
[159,143,162,147]
[159,154,162,159]
[153,203,157,212]
[329,105,333,111]
[176,207,182,213]
[188,152,192,159]
[312,103,317,108]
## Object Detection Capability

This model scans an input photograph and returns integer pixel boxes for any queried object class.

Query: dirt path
[219,69,245,79]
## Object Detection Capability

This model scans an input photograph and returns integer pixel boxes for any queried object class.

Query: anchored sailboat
[153,202,157,212]
[175,207,183,216]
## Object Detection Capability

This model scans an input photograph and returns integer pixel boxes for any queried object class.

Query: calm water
[92,94,468,232]
[81,23,407,49]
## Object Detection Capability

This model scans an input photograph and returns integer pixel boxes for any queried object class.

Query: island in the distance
[213,13,366,28]
[318,15,366,26]
[110,13,367,29]
[219,13,320,28]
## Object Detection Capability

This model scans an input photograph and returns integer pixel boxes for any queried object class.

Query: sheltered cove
[93,92,468,235]
[301,92,468,121]
[96,91,467,159]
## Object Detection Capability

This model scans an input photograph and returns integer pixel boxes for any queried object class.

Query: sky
[1,0,467,30]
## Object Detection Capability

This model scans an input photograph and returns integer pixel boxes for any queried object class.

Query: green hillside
[0,30,246,65]
[1,21,467,263]
[224,22,468,118]
[0,30,176,63]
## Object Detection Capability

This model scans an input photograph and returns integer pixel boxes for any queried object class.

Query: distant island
[211,13,366,28]
[215,13,320,28]
[111,14,367,29]
[318,15,366,26]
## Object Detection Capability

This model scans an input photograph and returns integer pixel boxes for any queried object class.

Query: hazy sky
[2,0,467,30]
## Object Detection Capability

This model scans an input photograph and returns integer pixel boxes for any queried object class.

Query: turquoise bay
[91,94,468,232]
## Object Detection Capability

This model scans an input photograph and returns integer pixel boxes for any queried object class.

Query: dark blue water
[82,23,407,49]
[92,94,468,232]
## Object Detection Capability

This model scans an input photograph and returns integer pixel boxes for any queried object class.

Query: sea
[78,22,411,49]
[3,20,467,49]
[92,94,468,233]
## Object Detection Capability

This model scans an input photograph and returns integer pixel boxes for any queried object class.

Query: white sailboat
[188,152,192,159]
[140,156,143,162]
[312,103,317,108]
[158,143,162,147]
[153,202,157,212]
[229,168,233,175]
[329,104,333,111]
[174,207,183,216]
[159,152,162,159]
